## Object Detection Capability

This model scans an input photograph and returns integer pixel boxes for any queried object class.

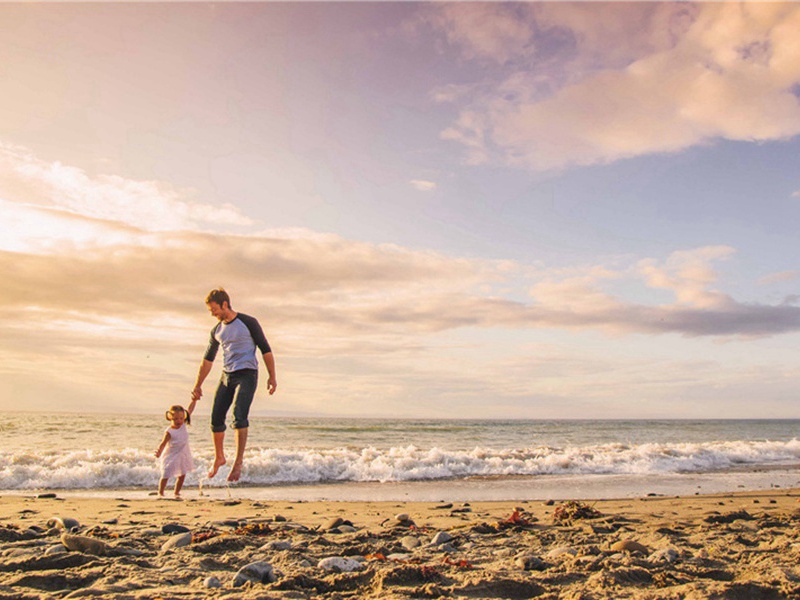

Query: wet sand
[2,488,800,599]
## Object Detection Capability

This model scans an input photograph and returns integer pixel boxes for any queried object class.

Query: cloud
[758,271,800,286]
[409,179,437,191]
[4,203,800,342]
[427,3,800,170]
[0,143,254,235]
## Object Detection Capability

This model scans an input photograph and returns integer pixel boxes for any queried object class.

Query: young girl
[154,399,197,497]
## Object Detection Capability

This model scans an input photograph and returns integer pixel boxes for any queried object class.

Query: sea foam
[1,438,799,490]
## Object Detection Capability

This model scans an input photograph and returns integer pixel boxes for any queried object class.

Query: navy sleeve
[238,313,272,354]
[203,323,220,361]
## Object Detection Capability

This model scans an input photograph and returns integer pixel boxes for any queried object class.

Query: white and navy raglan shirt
[203,313,272,373]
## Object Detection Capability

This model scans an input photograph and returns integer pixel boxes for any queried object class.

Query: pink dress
[160,423,194,478]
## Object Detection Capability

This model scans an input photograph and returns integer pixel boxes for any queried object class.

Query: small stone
[400,536,421,550]
[547,546,577,558]
[45,545,68,556]
[262,540,293,551]
[101,518,118,525]
[160,532,192,553]
[47,517,80,531]
[438,543,457,553]
[233,561,276,587]
[36,493,57,499]
[434,503,453,510]
[544,500,555,506]
[387,553,411,561]
[516,554,547,571]
[648,547,679,563]
[61,533,107,556]
[430,531,453,546]
[394,513,410,522]
[203,576,222,589]
[162,523,190,535]
[323,517,344,530]
[318,556,363,572]
[338,525,357,533]
[273,515,287,522]
[211,519,240,528]
[610,540,649,554]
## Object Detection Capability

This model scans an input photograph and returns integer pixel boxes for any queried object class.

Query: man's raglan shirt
[204,313,272,373]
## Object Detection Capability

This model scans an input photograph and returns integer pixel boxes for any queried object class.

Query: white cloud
[758,271,800,286]
[0,143,254,236]
[429,3,800,170]
[409,179,437,191]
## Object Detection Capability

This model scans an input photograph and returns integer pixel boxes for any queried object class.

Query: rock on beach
[232,561,276,587]
[60,533,107,556]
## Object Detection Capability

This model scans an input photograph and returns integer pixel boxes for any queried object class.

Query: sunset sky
[3,2,800,419]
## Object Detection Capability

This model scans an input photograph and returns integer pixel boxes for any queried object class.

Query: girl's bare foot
[207,456,226,478]
[227,462,243,482]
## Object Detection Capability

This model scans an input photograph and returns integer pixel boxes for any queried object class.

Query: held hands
[191,386,203,401]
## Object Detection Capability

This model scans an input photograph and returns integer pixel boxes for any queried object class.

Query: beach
[3,488,800,599]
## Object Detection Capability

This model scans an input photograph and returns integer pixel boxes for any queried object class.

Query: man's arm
[263,351,277,395]
[192,359,214,401]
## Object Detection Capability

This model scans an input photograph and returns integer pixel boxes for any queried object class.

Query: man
[192,288,277,482]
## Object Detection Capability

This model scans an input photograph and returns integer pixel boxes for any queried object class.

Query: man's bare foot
[227,462,243,482]
[208,456,226,478]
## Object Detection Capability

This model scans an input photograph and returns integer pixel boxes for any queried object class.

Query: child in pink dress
[154,399,196,497]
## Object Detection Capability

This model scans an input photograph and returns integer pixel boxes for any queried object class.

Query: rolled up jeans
[210,369,258,432]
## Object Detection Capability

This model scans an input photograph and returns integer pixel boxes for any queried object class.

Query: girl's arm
[154,430,171,458]
[187,398,198,417]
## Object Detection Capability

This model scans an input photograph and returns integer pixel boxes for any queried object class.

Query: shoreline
[3,466,799,502]
[2,488,800,598]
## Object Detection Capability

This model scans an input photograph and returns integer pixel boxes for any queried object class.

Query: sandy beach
[2,488,800,599]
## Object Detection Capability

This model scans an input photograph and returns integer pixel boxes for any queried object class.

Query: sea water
[2,413,799,500]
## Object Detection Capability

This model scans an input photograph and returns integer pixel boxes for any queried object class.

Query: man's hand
[267,377,277,395]
[191,386,203,401]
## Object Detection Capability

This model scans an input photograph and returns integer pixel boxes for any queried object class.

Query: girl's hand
[154,449,162,458]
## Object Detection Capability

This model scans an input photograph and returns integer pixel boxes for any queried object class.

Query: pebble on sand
[516,554,548,571]
[162,523,190,535]
[317,556,364,572]
[323,517,344,530]
[61,533,107,556]
[232,561,276,587]
[262,540,292,551]
[610,540,649,554]
[648,547,679,563]
[48,517,80,531]
[160,532,193,553]
[430,531,453,546]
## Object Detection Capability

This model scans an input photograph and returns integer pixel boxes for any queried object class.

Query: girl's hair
[165,405,191,425]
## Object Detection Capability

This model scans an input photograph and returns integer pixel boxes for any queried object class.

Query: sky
[2,1,800,419]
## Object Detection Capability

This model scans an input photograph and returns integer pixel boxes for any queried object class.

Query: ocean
[2,414,799,501]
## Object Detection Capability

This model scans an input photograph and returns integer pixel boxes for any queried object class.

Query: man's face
[207,301,225,321]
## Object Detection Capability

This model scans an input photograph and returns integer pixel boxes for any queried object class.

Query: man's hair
[206,288,231,308]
